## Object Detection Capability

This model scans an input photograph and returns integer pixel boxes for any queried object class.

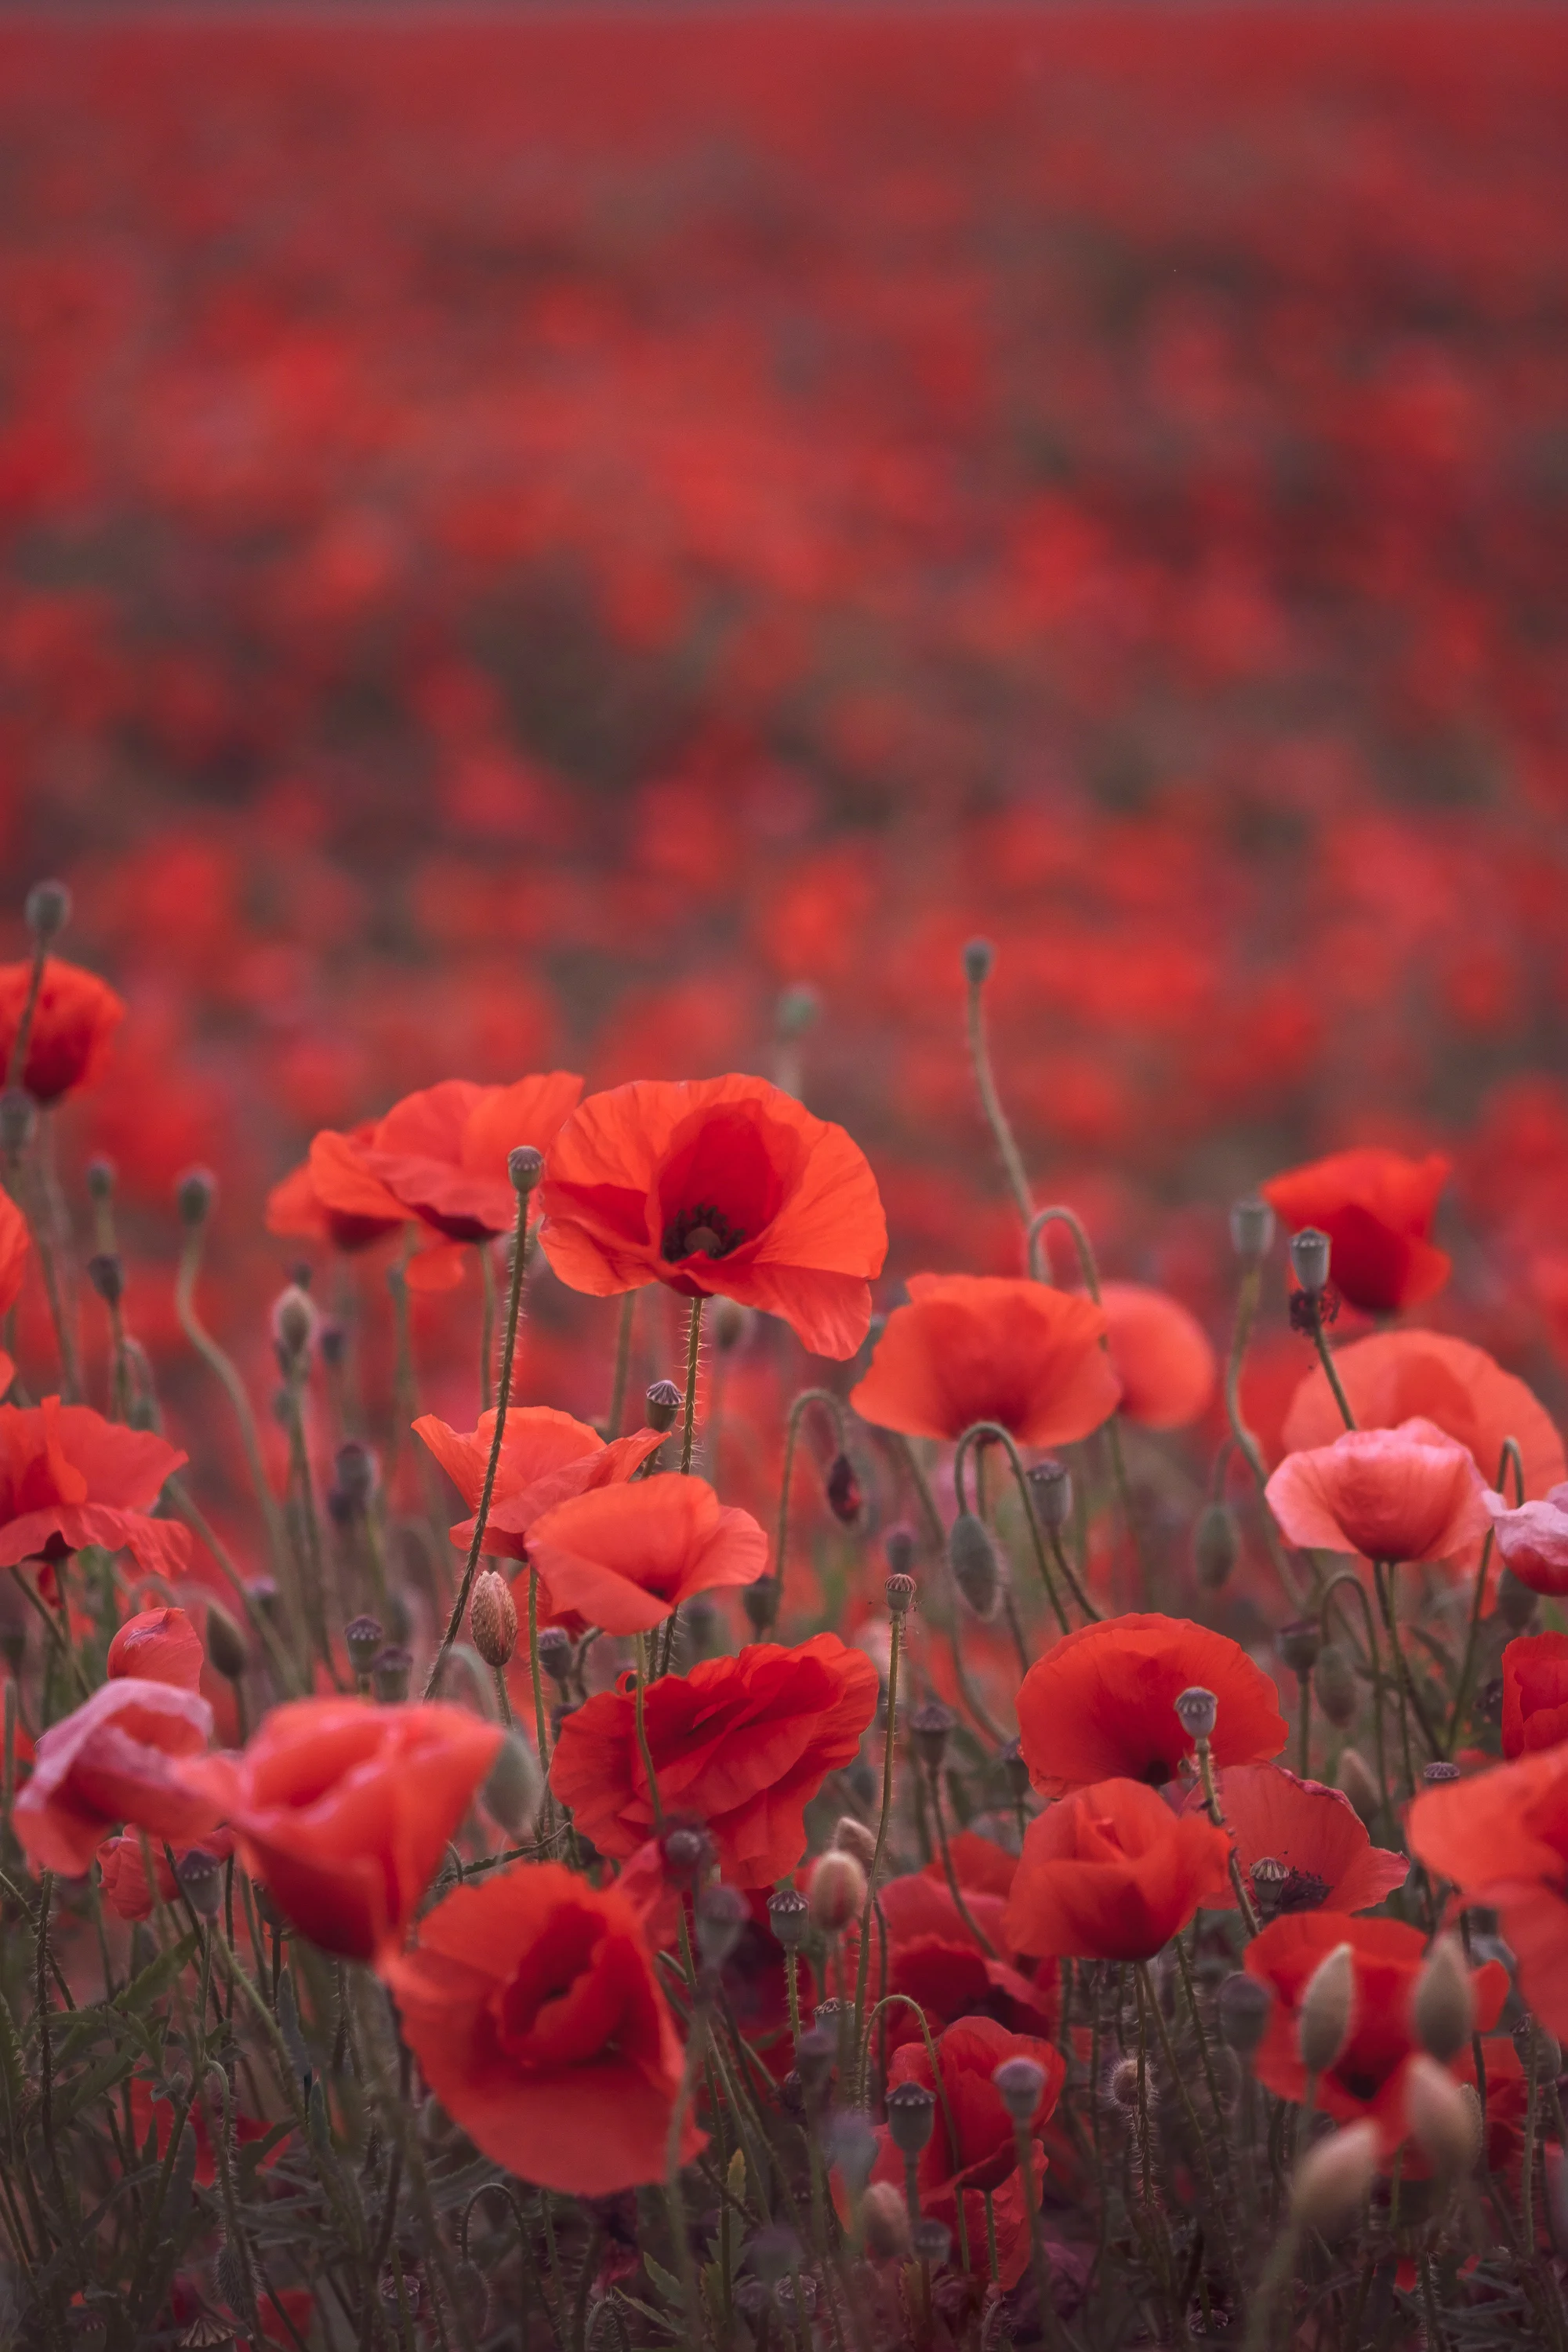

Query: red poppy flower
[380,1861,701,2195]
[1185,1763,1408,1915]
[851,2019,1065,2288]
[107,1606,204,1693]
[537,1073,887,1359]
[97,1825,238,1922]
[1483,1485,1568,1597]
[1015,1613,1288,1797]
[13,1678,219,1875]
[1281,1331,1565,1500]
[867,1848,1059,2055]
[1099,1282,1217,1430]
[180,1697,503,1960]
[1501,1633,1568,1759]
[1244,1912,1507,2153]
[0,956,125,1104]
[128,2071,281,2188]
[524,1474,768,1636]
[1004,1777,1232,1961]
[1260,1147,1451,1314]
[850,1273,1121,1446]
[549,1633,879,1886]
[1407,1746,1568,2036]
[265,1123,405,1254]
[0,1399,191,1583]
[1265,1418,1490,1564]
[414,1404,666,1564]
[0,1190,27,1396]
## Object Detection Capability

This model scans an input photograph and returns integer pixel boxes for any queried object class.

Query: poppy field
[5,8,1568,2350]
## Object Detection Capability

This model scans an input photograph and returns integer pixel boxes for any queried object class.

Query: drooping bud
[962,938,995,986]
[809,1851,866,1936]
[884,1570,916,1617]
[886,2081,935,2160]
[1192,1501,1239,1591]
[0,1089,36,1157]
[910,1700,955,1772]
[86,1251,123,1308]
[344,1615,383,1678]
[644,1377,681,1432]
[768,1886,811,1951]
[1290,2120,1379,2238]
[507,1146,544,1194]
[742,1574,780,1635]
[1290,1228,1331,1298]
[25,879,71,942]
[992,2056,1047,2124]
[482,1731,542,1835]
[1405,2054,1481,2181]
[175,1848,223,1920]
[1411,1936,1474,2065]
[1026,1458,1073,1530]
[470,1570,517,1668]
[1174,1686,1218,1742]
[176,1167,216,1228]
[372,1645,412,1704]
[536,1625,573,1686]
[1218,1972,1272,2059]
[205,1601,249,1683]
[861,2180,912,2259]
[1314,1643,1359,1729]
[1298,1941,1356,2075]
[660,1820,714,1885]
[825,1453,862,1526]
[1497,1567,1540,1632]
[1335,1748,1381,1824]
[695,1882,748,1972]
[1277,1619,1321,1676]
[1230,1196,1276,1260]
[271,1284,316,1369]
[948,1512,1000,1619]
[832,1815,878,1870]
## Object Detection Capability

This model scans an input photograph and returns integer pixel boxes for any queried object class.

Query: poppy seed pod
[768,1886,810,1952]
[1314,1643,1359,1730]
[884,1570,916,1616]
[1174,1685,1218,1741]
[644,1378,682,1432]
[86,1250,122,1307]
[1230,1196,1276,1260]
[742,1574,781,1635]
[1335,1748,1381,1824]
[992,2055,1047,2123]
[1410,1934,1474,2064]
[1192,1501,1239,1591]
[860,2180,912,2260]
[660,1820,715,1883]
[1497,1567,1540,1632]
[1027,1457,1073,1530]
[695,1882,748,1971]
[1298,1940,1356,2075]
[24,879,71,942]
[962,938,995,986]
[481,1731,542,1835]
[833,1815,878,1869]
[1277,1620,1322,1677]
[536,1625,573,1687]
[911,2217,951,2269]
[910,1700,956,1771]
[1405,2054,1480,2181]
[508,1145,545,1194]
[809,1850,866,1936]
[470,1570,518,1668]
[0,1089,36,1156]
[1290,1228,1332,1298]
[885,2080,936,2159]
[372,1645,413,1704]
[949,1512,1001,1619]
[176,1167,216,1228]
[205,1601,249,1684]
[1290,2120,1379,2238]
[1421,1759,1461,1785]
[344,1616,383,1677]
[1219,1971,1272,2058]
[825,1453,862,1526]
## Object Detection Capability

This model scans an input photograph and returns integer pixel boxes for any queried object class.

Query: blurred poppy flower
[1261,1147,1450,1313]
[537,1073,887,1359]
[180,1697,502,1959]
[107,1606,204,1692]
[98,1824,237,1922]
[849,1274,1120,1445]
[1501,1632,1568,1758]
[1265,1418,1490,1564]
[13,1678,218,1874]
[549,1633,878,1885]
[1483,1485,1568,1596]
[0,956,125,1103]
[1244,1911,1507,2152]
[127,2070,280,2187]
[1185,1762,1407,1915]
[379,1862,701,2196]
[1004,1777,1232,1960]
[851,2018,1064,2288]
[0,1399,191,1582]
[869,1850,1060,2053]
[1281,1331,1565,1499]
[1015,1612,1287,1797]
[525,1473,768,1635]
[1408,1746,1568,2035]
[414,1403,665,1563]
[265,1122,405,1253]
[0,1190,27,1396]
[1099,1281,1217,1429]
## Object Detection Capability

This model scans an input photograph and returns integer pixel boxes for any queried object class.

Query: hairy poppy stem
[478,1239,496,1414]
[604,1289,637,1438]
[1011,2111,1063,2351]
[1193,1733,1261,1936]
[954,1419,1069,1638]
[680,1294,703,1475]
[964,953,1033,1230]
[527,1566,554,1835]
[1138,1961,1238,2292]
[1025,1204,1098,1292]
[1319,1569,1390,1823]
[776,1388,847,1595]
[633,1629,665,1831]
[4,939,45,1094]
[1374,1559,1441,1787]
[853,1609,902,2095]
[927,1761,998,1956]
[1310,1308,1356,1432]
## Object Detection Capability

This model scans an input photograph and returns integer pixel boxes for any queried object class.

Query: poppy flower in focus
[1099,1282,1217,1429]
[1185,1763,1408,1915]
[1407,1746,1568,2036]
[13,1678,219,1874]
[849,1274,1120,1446]
[414,1404,666,1564]
[1260,1147,1450,1313]
[537,1073,887,1359]
[0,1190,27,1396]
[851,2019,1065,2288]
[265,1123,406,1253]
[1265,1418,1490,1564]
[1501,1632,1568,1758]
[1015,1613,1287,1797]
[107,1606,204,1692]
[379,1862,701,2196]
[869,1851,1060,2053]
[0,1399,191,1583]
[1004,1777,1232,1961]
[524,1474,768,1635]
[1244,1911,1507,2152]
[180,1697,503,1960]
[1483,1485,1568,1596]
[0,956,125,1103]
[97,1825,238,1922]
[549,1633,879,1885]
[1281,1330,1566,1500]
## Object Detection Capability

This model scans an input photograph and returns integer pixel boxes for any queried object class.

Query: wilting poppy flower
[98,1825,238,1922]
[1265,1418,1490,1564]
[850,1273,1121,1446]
[107,1606,204,1692]
[1501,1633,1568,1758]
[537,1073,887,1359]
[414,1404,666,1564]
[0,1399,190,1582]
[265,1123,406,1253]
[180,1697,503,1959]
[0,1189,27,1396]
[0,956,125,1104]
[1244,1912,1507,2151]
[524,1474,768,1635]
[1099,1282,1217,1429]
[1261,1147,1451,1314]
[851,2019,1065,2288]
[550,1633,879,1886]
[1408,1746,1568,2035]
[380,1862,702,2196]
[13,1678,219,1874]
[1281,1330,1566,1500]
[1004,1777,1232,1961]
[1185,1763,1408,1915]
[1015,1613,1287,1797]
[1483,1485,1568,1597]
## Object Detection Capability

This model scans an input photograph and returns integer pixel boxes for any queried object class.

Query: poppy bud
[827,2108,878,2198]
[1314,1643,1359,1730]
[470,1570,517,1668]
[536,1625,573,1687]
[1027,1458,1073,1530]
[712,1295,753,1352]
[1497,1567,1540,1632]
[695,1882,748,1971]
[810,1851,866,1936]
[345,1615,383,1678]
[271,1283,316,1370]
[962,938,995,986]
[507,1146,544,1194]
[886,2080,935,2159]
[1290,1228,1331,1298]
[833,1815,877,1869]
[86,1156,115,1203]
[768,1886,810,1951]
[795,2025,837,2095]
[482,1731,542,1835]
[911,1701,956,1771]
[992,2056,1046,2124]
[1192,1501,1239,1591]
[742,1574,780,1635]
[825,1453,862,1526]
[1277,1619,1321,1676]
[1174,1685,1218,1741]
[177,1167,216,1228]
[205,1601,249,1683]
[1298,1940,1356,2075]
[1001,1737,1031,1800]
[24,878,71,943]
[372,1645,412,1704]
[661,1819,714,1883]
[0,1089,36,1156]
[86,1251,123,1307]
[1218,1972,1272,2058]
[884,1571,916,1616]
[1290,2120,1378,2238]
[1410,1934,1473,2064]
[1230,1196,1276,1260]
[861,2180,912,2260]
[1335,1748,1381,1824]
[1405,2054,1480,2181]
[644,1379,682,1432]
[911,2217,951,2269]
[335,1439,379,1510]
[948,1512,1000,1619]
[176,1847,224,1921]
[1421,1759,1461,1785]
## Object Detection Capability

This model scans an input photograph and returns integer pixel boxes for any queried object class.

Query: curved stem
[775,1388,847,1590]
[679,1296,703,1476]
[176,1221,286,1573]
[1048,1523,1100,1624]
[953,1419,1069,1637]
[927,1763,998,1956]
[1375,1557,1442,1780]
[1025,1205,1100,1295]
[477,1241,496,1414]
[965,966,1033,1229]
[1321,1567,1392,1823]
[1449,1435,1524,1751]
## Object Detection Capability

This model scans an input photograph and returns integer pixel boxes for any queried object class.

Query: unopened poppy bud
[86,1251,123,1307]
[833,1815,878,1870]
[962,938,995,986]
[1230,1196,1276,1259]
[768,1886,810,1951]
[827,2107,878,2198]
[884,1525,916,1578]
[175,1848,223,1920]
[470,1570,517,1668]
[1290,2120,1378,2238]
[992,2056,1046,2123]
[372,1645,412,1704]
[271,1283,316,1367]
[911,2216,951,2268]
[1422,1760,1461,1784]
[1314,1643,1359,1730]
[1001,1737,1032,1800]
[742,1574,780,1635]
[1290,1227,1331,1298]
[334,1439,379,1510]
[661,1820,715,1882]
[1027,1458,1073,1530]
[810,1851,866,1936]
[482,1731,542,1835]
[884,1571,916,1616]
[886,2081,935,2159]
[1411,1935,1473,2064]
[825,1453,862,1525]
[644,1378,681,1432]
[1336,1748,1381,1824]
[1218,1972,1272,2058]
[1298,1940,1356,2075]
[910,1700,956,1771]
[344,1615,383,1677]
[0,1089,35,1156]
[86,1156,115,1202]
[176,1167,216,1227]
[1192,1501,1239,1591]
[861,2180,912,2259]
[507,1145,544,1194]
[1405,2054,1480,2180]
[949,1512,1000,1619]
[794,2024,837,2097]
[25,878,71,942]
[536,1625,573,1686]
[1174,1685,1218,1741]
[695,1882,748,1971]
[1277,1619,1321,1676]
[251,1577,282,1625]
[1497,1567,1539,1632]
[205,1601,248,1683]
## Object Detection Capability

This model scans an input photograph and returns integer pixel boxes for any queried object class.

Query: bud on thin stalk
[1298,1940,1356,2076]
[1290,2120,1379,2238]
[1411,1935,1473,2064]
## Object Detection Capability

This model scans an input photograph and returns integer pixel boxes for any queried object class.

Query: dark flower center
[1251,1864,1330,1918]
[662,1201,746,1262]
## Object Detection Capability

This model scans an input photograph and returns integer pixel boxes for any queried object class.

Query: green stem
[1224,1261,1304,1610]
[680,1295,703,1476]
[1025,1204,1099,1293]
[1320,1568,1391,1824]
[176,1219,286,1573]
[927,1764,998,1955]
[1449,1435,1524,1751]
[1311,1312,1356,1432]
[775,1388,847,1592]
[633,1630,666,1833]
[853,1612,902,2096]
[605,1289,637,1439]
[478,1240,496,1414]
[953,1419,1069,1636]
[966,964,1033,1229]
